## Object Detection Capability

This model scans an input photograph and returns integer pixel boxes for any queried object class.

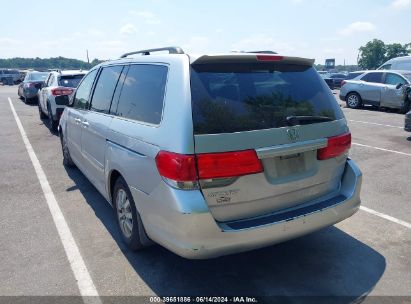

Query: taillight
[155,149,263,190]
[197,150,263,179]
[317,132,351,160]
[51,87,74,96]
[256,55,284,61]
[341,80,346,87]
[155,151,197,181]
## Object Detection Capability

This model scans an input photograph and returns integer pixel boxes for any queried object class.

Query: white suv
[38,70,86,130]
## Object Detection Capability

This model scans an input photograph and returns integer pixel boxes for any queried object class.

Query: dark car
[318,72,335,90]
[405,111,411,132]
[17,71,49,103]
[404,85,411,132]
[329,73,347,88]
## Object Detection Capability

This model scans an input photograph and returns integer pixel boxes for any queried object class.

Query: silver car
[38,70,86,131]
[58,47,362,259]
[340,70,411,113]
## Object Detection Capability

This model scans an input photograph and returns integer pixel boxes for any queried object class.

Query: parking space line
[348,119,403,129]
[360,206,411,229]
[352,142,411,156]
[8,98,101,304]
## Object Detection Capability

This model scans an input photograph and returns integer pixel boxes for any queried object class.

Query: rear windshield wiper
[286,116,334,126]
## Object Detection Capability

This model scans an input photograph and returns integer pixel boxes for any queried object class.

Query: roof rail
[120,47,184,58]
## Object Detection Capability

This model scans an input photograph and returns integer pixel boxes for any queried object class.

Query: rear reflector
[51,87,74,96]
[155,149,263,187]
[317,132,351,160]
[256,55,284,61]
[197,150,263,179]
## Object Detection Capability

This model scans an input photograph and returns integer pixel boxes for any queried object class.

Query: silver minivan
[58,47,362,259]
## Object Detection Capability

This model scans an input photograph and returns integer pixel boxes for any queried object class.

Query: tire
[400,99,410,114]
[113,176,150,251]
[60,132,75,167]
[47,104,58,131]
[346,92,362,109]
[38,103,47,119]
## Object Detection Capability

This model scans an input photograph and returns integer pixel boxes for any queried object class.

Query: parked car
[318,71,334,90]
[340,70,411,113]
[405,110,411,132]
[329,73,347,88]
[17,71,49,103]
[59,47,362,259]
[0,69,20,85]
[344,71,367,81]
[378,55,411,71]
[38,70,87,131]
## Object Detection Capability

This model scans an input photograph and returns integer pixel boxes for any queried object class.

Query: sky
[1,0,410,65]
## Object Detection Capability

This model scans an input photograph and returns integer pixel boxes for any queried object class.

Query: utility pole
[86,49,90,64]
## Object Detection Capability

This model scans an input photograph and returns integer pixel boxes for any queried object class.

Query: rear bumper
[23,88,39,99]
[134,159,362,259]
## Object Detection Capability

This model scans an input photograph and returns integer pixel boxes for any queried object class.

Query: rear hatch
[190,54,349,222]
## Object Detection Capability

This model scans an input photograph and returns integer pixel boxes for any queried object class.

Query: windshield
[190,63,343,134]
[58,75,85,88]
[29,72,48,81]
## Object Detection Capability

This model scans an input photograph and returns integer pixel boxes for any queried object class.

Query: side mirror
[396,83,403,90]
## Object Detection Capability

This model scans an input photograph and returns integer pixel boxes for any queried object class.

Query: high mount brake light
[317,132,351,160]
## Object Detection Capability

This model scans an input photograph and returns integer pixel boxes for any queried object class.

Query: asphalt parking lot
[0,85,410,303]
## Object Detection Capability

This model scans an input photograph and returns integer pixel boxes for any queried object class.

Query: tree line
[0,57,103,70]
[358,39,411,70]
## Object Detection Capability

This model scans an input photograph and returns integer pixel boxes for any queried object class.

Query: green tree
[358,39,386,69]
[385,43,409,61]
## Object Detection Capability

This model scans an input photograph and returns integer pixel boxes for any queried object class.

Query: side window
[90,65,123,114]
[385,73,406,86]
[116,64,168,124]
[361,72,383,83]
[73,69,98,109]
[380,64,392,70]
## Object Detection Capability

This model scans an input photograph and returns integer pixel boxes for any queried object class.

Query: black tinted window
[73,69,98,109]
[90,66,123,113]
[59,75,85,88]
[361,72,383,83]
[190,63,343,134]
[116,65,168,124]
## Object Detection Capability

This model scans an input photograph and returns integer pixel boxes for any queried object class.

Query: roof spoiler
[192,54,315,66]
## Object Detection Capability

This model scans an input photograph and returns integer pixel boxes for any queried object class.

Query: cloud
[391,0,411,8]
[128,10,161,24]
[119,23,138,35]
[338,21,376,36]
[232,34,295,54]
[88,29,104,37]
[182,36,211,53]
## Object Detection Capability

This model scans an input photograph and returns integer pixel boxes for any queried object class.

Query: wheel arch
[345,91,363,101]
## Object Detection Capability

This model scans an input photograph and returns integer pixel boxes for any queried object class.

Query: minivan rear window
[190,63,343,134]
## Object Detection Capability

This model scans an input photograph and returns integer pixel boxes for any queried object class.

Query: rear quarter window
[361,72,383,83]
[115,64,168,125]
[190,63,343,134]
